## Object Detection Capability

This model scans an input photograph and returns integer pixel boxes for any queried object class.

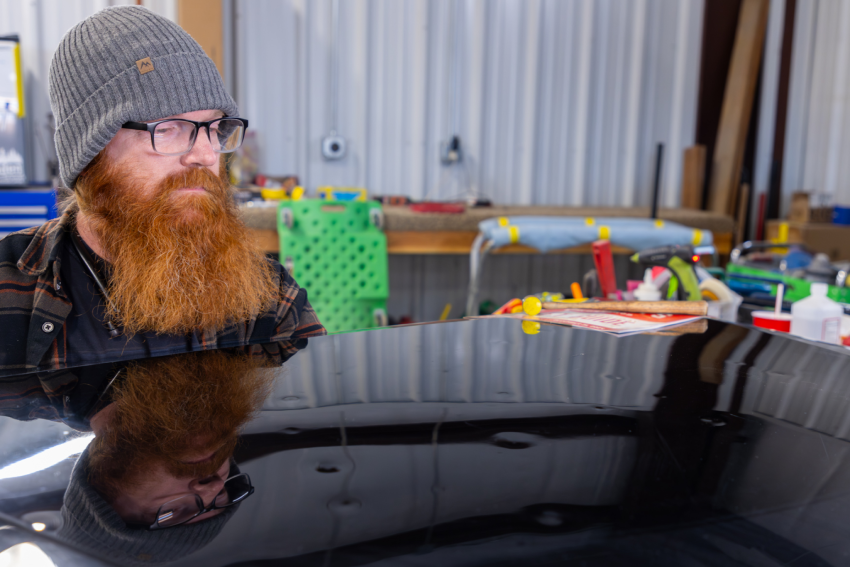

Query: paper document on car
[526,310,702,336]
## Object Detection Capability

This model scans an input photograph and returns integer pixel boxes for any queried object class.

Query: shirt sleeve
[270,263,327,342]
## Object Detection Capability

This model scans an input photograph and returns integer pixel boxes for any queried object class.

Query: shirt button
[42,322,55,333]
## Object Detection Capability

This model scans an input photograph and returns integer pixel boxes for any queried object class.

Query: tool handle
[541,300,708,316]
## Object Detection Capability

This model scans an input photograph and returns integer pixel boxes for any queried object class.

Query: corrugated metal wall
[236,0,704,208]
[233,0,704,321]
[3,0,705,204]
[781,0,850,211]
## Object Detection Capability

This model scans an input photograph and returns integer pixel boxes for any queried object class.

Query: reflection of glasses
[149,473,254,530]
[121,117,249,156]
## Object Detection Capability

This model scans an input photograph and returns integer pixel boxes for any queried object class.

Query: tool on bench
[570,282,584,300]
[631,244,701,301]
[592,239,619,299]
[522,297,708,317]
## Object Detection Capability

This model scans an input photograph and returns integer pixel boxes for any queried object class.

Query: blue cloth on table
[477,216,713,253]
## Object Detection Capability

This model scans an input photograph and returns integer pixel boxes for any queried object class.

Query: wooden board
[178,0,224,78]
[681,145,707,209]
[735,183,750,245]
[250,228,279,253]
[252,229,733,256]
[707,0,769,216]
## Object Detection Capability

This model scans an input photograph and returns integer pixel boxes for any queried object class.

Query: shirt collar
[16,206,76,276]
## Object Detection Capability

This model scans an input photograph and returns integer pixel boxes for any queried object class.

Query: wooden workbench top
[240,204,735,234]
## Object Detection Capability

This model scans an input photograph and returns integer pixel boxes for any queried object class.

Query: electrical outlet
[440,135,462,164]
[322,135,346,160]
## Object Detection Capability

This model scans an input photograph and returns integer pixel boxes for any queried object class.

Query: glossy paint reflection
[59,350,274,565]
[0,318,849,565]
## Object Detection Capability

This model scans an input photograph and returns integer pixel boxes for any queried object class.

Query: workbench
[242,204,734,255]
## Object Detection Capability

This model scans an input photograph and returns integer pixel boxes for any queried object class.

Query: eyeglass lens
[154,474,252,528]
[151,119,245,156]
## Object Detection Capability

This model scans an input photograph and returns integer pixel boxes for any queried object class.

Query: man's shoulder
[0,225,42,260]
[0,217,67,276]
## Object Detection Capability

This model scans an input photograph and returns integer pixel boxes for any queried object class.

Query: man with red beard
[0,5,324,377]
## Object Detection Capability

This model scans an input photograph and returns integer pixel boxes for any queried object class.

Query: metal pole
[651,143,663,219]
[330,0,340,134]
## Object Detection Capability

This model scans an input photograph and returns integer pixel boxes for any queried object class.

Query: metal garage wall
[236,0,704,208]
[780,0,850,212]
[0,0,176,184]
[4,0,705,202]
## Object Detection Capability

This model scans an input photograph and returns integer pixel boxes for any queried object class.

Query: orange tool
[570,282,584,300]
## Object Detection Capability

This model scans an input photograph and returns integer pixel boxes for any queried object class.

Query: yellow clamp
[691,229,703,245]
[598,225,610,240]
[508,225,520,244]
[498,217,510,227]
[585,218,595,226]
[654,219,664,228]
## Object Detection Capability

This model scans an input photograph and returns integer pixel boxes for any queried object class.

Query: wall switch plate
[440,135,462,164]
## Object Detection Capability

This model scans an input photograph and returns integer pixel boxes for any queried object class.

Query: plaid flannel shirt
[0,209,325,423]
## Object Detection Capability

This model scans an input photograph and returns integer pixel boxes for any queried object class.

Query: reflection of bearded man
[87,351,274,513]
[73,153,278,336]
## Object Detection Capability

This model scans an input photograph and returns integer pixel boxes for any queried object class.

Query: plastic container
[752,311,792,332]
[634,269,662,301]
[790,283,843,344]
[833,205,850,225]
[700,277,743,322]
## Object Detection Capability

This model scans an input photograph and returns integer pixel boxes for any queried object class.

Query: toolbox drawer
[0,190,57,238]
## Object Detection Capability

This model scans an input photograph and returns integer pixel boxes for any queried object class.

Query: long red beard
[75,154,278,335]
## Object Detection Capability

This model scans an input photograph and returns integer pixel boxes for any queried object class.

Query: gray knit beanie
[48,5,238,189]
[59,446,240,565]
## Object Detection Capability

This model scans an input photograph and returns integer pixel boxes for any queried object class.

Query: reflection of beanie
[48,5,238,188]
[59,447,239,565]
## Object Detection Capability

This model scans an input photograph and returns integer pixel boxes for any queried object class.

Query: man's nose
[189,474,226,508]
[181,127,218,168]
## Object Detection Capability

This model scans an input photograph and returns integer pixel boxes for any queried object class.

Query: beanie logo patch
[135,57,154,75]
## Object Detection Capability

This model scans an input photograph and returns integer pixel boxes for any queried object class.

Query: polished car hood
[0,318,848,566]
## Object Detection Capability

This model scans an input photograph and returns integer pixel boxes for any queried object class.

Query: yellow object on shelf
[317,186,368,201]
[261,185,305,201]
[261,188,289,200]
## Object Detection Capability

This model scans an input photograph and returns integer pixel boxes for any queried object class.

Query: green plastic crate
[277,200,388,333]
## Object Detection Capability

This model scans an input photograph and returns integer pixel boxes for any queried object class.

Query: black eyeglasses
[121,117,249,156]
[149,472,254,530]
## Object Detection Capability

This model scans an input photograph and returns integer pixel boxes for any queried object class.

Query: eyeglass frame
[121,117,249,157]
[148,472,255,530]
